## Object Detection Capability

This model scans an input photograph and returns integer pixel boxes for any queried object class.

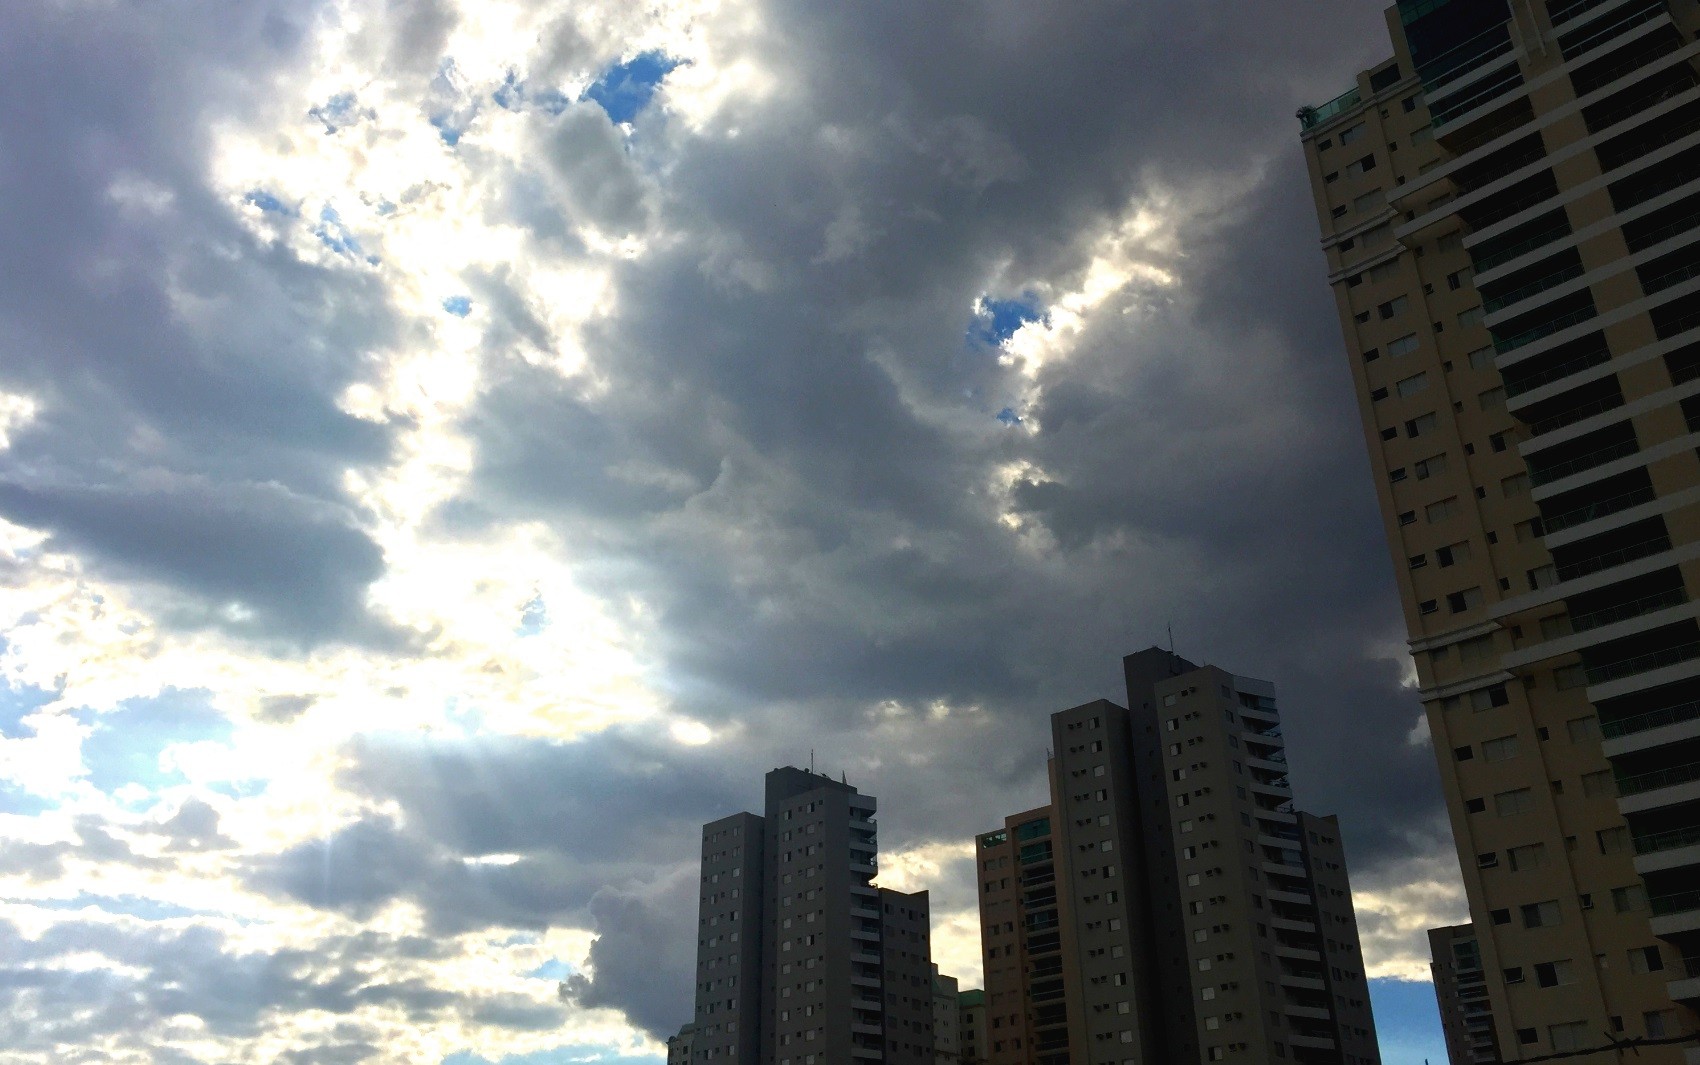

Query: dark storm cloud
[439,0,1436,1031]
[0,0,402,645]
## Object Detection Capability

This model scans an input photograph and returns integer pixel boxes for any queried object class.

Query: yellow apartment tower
[1300,1,1700,1061]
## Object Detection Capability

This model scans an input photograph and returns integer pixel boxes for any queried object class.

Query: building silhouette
[686,767,937,1064]
[977,649,1381,1065]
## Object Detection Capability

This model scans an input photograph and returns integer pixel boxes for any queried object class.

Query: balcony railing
[1643,258,1700,296]
[1483,262,1587,314]
[1504,346,1611,398]
[1562,0,1668,61]
[1527,393,1624,436]
[1475,222,1573,272]
[1421,25,1516,92]
[1494,306,1598,355]
[1617,760,1700,796]
[1549,0,1616,25]
[1650,888,1700,916]
[1585,639,1700,684]
[1555,535,1670,580]
[1629,208,1700,255]
[1571,587,1687,632]
[1528,437,1639,485]
[1589,77,1698,135]
[1300,87,1361,130]
[1604,698,1700,738]
[1434,68,1525,129]
[1634,823,1700,855]
[1599,112,1700,174]
[1541,484,1656,533]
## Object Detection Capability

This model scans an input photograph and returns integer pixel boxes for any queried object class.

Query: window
[1448,267,1474,290]
[1495,788,1534,816]
[1646,1010,1674,1038]
[1346,154,1378,176]
[1420,599,1439,614]
[1436,541,1470,567]
[1520,900,1560,928]
[1469,346,1494,370]
[1628,946,1663,974]
[1426,497,1458,523]
[1597,827,1629,854]
[1549,1021,1587,1051]
[1468,683,1509,707]
[1566,716,1599,742]
[1387,333,1420,357]
[1507,842,1547,871]
[1407,412,1439,436]
[1339,123,1366,145]
[1479,387,1506,411]
[1396,373,1429,397]
[1409,553,1428,570]
[1611,884,1647,913]
[1458,306,1484,328]
[1367,253,1397,278]
[1527,564,1557,591]
[1417,454,1449,480]
[1581,770,1615,798]
[1390,466,1407,483]
[1399,510,1417,525]
[1380,296,1409,319]
[1458,634,1495,662]
[1447,586,1482,612]
[1502,473,1530,497]
[1482,734,1518,761]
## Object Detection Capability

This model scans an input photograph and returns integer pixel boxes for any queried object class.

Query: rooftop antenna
[810,749,815,774]
[1168,623,1176,656]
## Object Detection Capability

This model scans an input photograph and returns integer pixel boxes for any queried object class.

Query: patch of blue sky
[1367,977,1447,1064]
[75,688,232,795]
[968,294,1046,348]
[443,296,473,318]
[517,594,547,636]
[0,680,55,740]
[443,1048,659,1065]
[493,72,573,115]
[583,52,681,124]
[314,207,360,257]
[996,407,1023,426]
[524,959,576,980]
[308,92,364,134]
[0,783,51,816]
[430,114,463,146]
[26,893,207,922]
[243,190,291,216]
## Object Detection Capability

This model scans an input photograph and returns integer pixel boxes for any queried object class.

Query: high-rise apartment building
[1428,923,1504,1065]
[933,965,962,1063]
[976,649,1381,1065]
[1299,2,1700,1061]
[960,988,988,1064]
[687,767,936,1064]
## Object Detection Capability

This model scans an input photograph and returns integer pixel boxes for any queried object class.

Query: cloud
[0,0,1455,1058]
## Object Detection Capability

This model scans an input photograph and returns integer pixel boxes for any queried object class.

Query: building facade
[977,649,1382,1065]
[1299,1,1700,1060]
[687,767,936,1064]
[1428,923,1504,1065]
[960,988,988,1065]
[933,965,962,1064]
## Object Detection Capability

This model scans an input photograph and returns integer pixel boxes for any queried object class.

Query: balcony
[1635,824,1700,856]
[1571,587,1688,633]
[1541,484,1656,534]
[1561,0,1669,61]
[1473,213,1572,274]
[1619,760,1700,796]
[1528,437,1639,486]
[1527,392,1626,437]
[1605,699,1700,739]
[1643,257,1700,296]
[1670,956,1700,1003]
[1586,639,1700,685]
[1652,888,1700,917]
[1419,23,1516,93]
[1503,345,1612,399]
[1495,306,1599,356]
[1483,262,1587,315]
[1300,86,1361,131]
[1555,536,1671,583]
[1549,0,1621,26]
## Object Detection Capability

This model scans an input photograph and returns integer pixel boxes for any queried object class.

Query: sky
[0,0,1465,1061]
